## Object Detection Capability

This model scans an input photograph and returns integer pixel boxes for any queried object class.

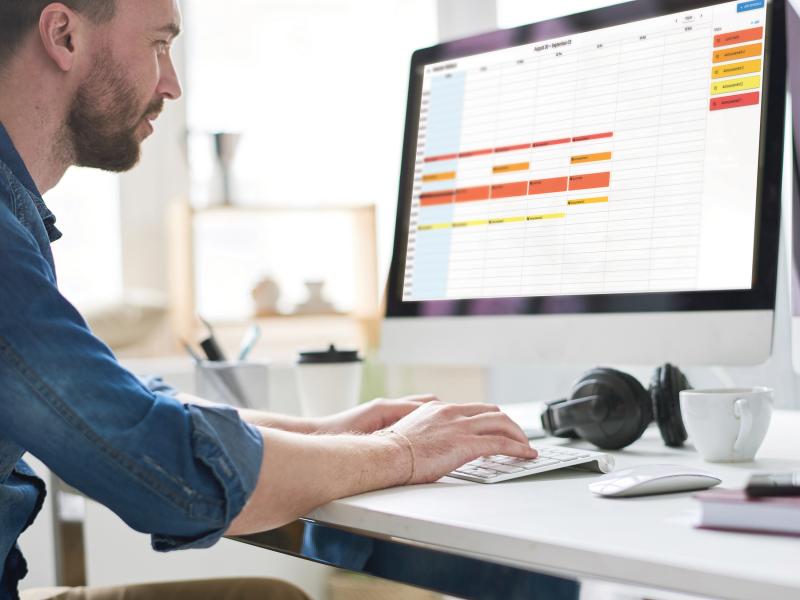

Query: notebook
[694,489,800,536]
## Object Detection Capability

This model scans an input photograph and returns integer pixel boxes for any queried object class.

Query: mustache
[143,98,165,120]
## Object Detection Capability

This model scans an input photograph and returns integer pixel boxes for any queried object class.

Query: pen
[198,315,227,361]
[181,339,203,364]
[237,324,261,361]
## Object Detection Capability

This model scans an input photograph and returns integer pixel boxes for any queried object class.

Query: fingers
[400,394,438,404]
[465,412,531,445]
[476,435,538,459]
[443,402,502,418]
[381,400,426,423]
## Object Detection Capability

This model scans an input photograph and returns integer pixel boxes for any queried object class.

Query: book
[694,488,800,536]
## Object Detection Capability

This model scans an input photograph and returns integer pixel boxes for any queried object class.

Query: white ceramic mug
[295,345,362,418]
[679,387,773,462]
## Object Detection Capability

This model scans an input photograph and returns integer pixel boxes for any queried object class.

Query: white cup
[295,345,363,418]
[679,387,773,462]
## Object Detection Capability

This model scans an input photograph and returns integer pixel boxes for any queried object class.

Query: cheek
[128,51,162,101]
[145,52,163,95]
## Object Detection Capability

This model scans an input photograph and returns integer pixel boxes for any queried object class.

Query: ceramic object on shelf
[293,280,340,315]
[251,276,281,316]
[212,131,241,205]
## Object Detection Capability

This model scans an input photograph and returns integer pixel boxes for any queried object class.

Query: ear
[38,3,80,73]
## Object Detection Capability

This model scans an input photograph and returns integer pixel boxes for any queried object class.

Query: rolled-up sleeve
[138,374,178,397]
[0,208,263,551]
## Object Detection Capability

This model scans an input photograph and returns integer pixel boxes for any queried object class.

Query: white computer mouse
[588,464,721,498]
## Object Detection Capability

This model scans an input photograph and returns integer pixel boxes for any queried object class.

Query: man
[0,1,538,598]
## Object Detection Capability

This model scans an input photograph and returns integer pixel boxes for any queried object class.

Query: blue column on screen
[413,73,465,299]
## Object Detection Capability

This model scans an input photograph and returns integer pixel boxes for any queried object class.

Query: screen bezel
[789,0,800,318]
[386,0,786,318]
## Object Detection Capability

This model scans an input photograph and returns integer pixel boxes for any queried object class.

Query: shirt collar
[0,122,62,242]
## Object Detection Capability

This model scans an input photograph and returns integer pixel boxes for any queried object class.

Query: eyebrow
[157,23,181,39]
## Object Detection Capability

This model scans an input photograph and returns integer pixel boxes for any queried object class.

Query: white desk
[301,409,800,600]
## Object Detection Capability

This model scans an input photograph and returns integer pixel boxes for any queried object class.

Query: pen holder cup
[194,360,269,410]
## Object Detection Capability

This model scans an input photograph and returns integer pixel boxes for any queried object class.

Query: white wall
[437,0,497,41]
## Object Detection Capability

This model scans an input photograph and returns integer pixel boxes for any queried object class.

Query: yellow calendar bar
[711,59,761,80]
[710,75,761,96]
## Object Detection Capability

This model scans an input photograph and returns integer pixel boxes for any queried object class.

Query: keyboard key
[468,467,498,478]
[459,465,498,477]
[484,463,524,474]
[510,458,559,468]
[447,444,612,483]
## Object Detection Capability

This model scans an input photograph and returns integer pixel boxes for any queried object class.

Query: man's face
[65,0,182,172]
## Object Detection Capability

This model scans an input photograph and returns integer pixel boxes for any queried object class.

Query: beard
[65,51,163,172]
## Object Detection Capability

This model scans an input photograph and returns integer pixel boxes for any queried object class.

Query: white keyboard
[448,445,615,484]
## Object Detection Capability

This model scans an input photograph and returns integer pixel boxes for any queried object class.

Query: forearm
[177,392,317,434]
[226,428,409,535]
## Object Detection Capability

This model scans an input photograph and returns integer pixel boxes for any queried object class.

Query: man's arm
[0,206,263,549]
[177,392,318,433]
[178,392,435,435]
[227,401,537,534]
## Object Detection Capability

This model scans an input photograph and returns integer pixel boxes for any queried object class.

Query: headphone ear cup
[650,363,690,447]
[614,369,653,440]
[569,368,652,450]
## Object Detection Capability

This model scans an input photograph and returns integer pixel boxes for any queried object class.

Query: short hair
[0,1,117,69]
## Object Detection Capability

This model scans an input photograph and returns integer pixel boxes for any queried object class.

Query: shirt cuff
[137,374,178,397]
[151,403,263,551]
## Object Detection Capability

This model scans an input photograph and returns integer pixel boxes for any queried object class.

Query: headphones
[540,364,690,450]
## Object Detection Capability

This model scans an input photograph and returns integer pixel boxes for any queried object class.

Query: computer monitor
[787,0,800,371]
[382,0,786,367]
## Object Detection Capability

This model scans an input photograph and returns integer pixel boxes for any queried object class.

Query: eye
[155,40,171,56]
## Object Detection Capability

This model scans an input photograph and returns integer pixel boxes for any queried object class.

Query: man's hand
[385,401,538,484]
[227,398,538,534]
[180,391,439,435]
[312,395,436,434]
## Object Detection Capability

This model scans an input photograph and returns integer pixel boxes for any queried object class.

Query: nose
[157,53,183,101]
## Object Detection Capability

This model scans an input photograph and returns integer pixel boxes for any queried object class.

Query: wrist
[240,410,319,434]
[373,430,414,486]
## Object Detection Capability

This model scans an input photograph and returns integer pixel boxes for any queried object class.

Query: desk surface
[307,409,800,600]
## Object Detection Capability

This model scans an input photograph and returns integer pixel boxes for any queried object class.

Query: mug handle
[733,398,753,454]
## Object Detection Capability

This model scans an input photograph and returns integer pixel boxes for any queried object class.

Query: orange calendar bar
[422,171,456,182]
[569,172,611,191]
[714,26,763,48]
[455,185,491,203]
[529,177,568,195]
[420,191,454,206]
[493,162,530,174]
[491,181,529,199]
[713,42,762,64]
[571,152,612,165]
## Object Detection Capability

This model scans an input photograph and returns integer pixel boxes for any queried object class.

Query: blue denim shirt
[0,123,264,599]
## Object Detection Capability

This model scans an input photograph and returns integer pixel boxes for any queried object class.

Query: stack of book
[694,489,800,536]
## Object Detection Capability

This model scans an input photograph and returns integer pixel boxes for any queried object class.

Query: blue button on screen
[738,0,765,12]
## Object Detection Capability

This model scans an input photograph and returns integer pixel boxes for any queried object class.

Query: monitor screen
[387,0,785,317]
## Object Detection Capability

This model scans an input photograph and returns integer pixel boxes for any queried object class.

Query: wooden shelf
[166,200,380,356]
